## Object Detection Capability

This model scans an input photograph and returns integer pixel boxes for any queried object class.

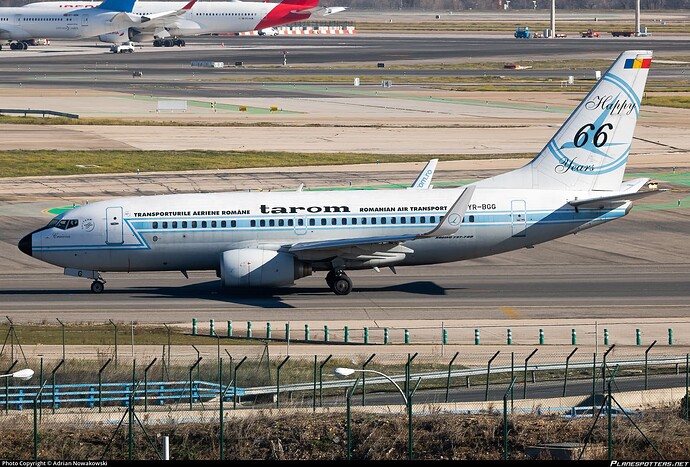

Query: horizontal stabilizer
[569,189,668,209]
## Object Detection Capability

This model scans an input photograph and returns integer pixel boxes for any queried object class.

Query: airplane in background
[0,0,140,50]
[18,50,663,296]
[21,0,348,47]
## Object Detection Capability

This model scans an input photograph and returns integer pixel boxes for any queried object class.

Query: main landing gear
[90,276,106,294]
[326,270,352,296]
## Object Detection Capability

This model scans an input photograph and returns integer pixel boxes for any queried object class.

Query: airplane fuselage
[26,186,628,274]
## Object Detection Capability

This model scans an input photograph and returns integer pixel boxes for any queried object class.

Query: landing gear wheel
[332,273,352,296]
[90,280,105,294]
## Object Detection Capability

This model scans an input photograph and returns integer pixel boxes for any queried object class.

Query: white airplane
[22,0,348,47]
[0,0,140,50]
[18,50,663,296]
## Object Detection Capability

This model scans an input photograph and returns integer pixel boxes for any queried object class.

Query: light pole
[0,368,33,380]
[334,367,414,460]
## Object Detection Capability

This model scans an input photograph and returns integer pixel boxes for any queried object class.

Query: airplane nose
[18,234,32,257]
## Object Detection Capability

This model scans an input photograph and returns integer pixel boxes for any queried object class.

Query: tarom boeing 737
[18,50,663,295]
[0,0,140,50]
[20,0,347,47]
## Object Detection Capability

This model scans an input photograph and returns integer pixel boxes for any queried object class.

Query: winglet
[408,159,438,190]
[418,185,475,238]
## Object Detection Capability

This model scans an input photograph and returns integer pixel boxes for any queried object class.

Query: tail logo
[624,58,652,69]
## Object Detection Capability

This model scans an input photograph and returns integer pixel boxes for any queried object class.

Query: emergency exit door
[106,207,124,244]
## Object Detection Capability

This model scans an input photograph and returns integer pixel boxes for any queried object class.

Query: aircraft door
[82,14,89,27]
[15,14,21,26]
[511,200,527,237]
[294,215,307,235]
[106,207,124,244]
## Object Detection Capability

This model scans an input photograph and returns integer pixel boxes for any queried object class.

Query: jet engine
[98,28,157,44]
[219,249,312,288]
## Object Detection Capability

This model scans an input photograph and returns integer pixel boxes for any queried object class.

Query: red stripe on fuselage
[255,0,317,30]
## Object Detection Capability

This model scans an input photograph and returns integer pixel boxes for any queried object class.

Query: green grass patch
[642,95,690,109]
[0,151,533,178]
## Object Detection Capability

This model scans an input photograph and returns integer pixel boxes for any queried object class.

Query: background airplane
[21,0,348,47]
[18,50,662,296]
[0,0,138,50]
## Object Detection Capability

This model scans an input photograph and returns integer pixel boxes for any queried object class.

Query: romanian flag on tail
[624,57,652,69]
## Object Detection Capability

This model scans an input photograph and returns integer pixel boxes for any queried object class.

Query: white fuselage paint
[29,185,629,274]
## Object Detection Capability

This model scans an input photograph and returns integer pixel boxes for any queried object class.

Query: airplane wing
[408,159,438,190]
[287,185,475,260]
[129,0,199,30]
[294,6,348,16]
[140,0,197,23]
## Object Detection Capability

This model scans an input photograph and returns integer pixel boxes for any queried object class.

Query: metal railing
[0,109,79,119]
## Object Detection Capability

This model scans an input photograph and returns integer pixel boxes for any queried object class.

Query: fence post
[276,356,290,408]
[507,329,512,345]
[361,353,376,406]
[539,328,544,345]
[304,324,310,341]
[143,358,157,412]
[604,328,609,345]
[475,329,480,345]
[485,351,500,402]
[563,348,578,397]
[445,352,459,403]
[319,355,332,407]
[192,318,197,336]
[636,328,641,346]
[572,328,577,345]
[246,321,252,338]
[503,377,517,460]
[189,356,202,410]
[384,328,389,344]
[644,340,656,390]
[602,345,615,395]
[523,349,538,399]
[669,328,674,345]
[51,360,65,414]
[209,319,214,337]
[364,327,369,344]
[685,353,689,422]
[404,329,410,344]
[227,320,232,337]
[266,323,272,340]
[233,356,247,410]
[344,326,349,344]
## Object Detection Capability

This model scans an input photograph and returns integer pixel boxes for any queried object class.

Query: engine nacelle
[98,29,129,44]
[220,249,311,288]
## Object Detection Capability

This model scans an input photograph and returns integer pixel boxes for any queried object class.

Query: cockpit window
[54,219,79,230]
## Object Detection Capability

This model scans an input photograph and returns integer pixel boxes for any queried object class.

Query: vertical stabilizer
[481,50,652,191]
[97,0,136,12]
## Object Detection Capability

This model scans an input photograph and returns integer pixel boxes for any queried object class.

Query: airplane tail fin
[482,50,652,192]
[280,0,319,7]
[97,0,136,12]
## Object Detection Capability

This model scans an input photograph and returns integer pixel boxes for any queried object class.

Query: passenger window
[288,219,294,227]
[341,218,347,225]
[297,219,303,226]
[352,218,358,225]
[430,216,436,223]
[401,217,406,224]
[371,218,376,225]
[231,220,237,228]
[411,217,416,224]
[420,216,426,223]
[221,221,226,228]
[172,221,178,229]
[212,221,217,228]
[202,221,207,228]
[321,219,327,226]
[278,219,284,226]
[182,221,187,228]
[260,220,266,227]
[390,217,396,224]
[192,221,197,228]
[331,218,337,226]
[469,215,475,223]
[162,222,168,229]
[153,222,158,229]
[309,219,315,226]
[381,217,387,224]
[251,220,256,227]
[361,218,367,225]
[269,219,275,227]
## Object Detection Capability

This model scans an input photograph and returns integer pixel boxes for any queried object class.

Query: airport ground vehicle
[110,41,135,53]
[514,26,531,38]
[611,31,634,37]
[581,29,599,38]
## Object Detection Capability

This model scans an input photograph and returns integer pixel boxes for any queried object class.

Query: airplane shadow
[0,280,452,309]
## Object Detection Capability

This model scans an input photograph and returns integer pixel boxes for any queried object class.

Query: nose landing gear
[326,270,352,295]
